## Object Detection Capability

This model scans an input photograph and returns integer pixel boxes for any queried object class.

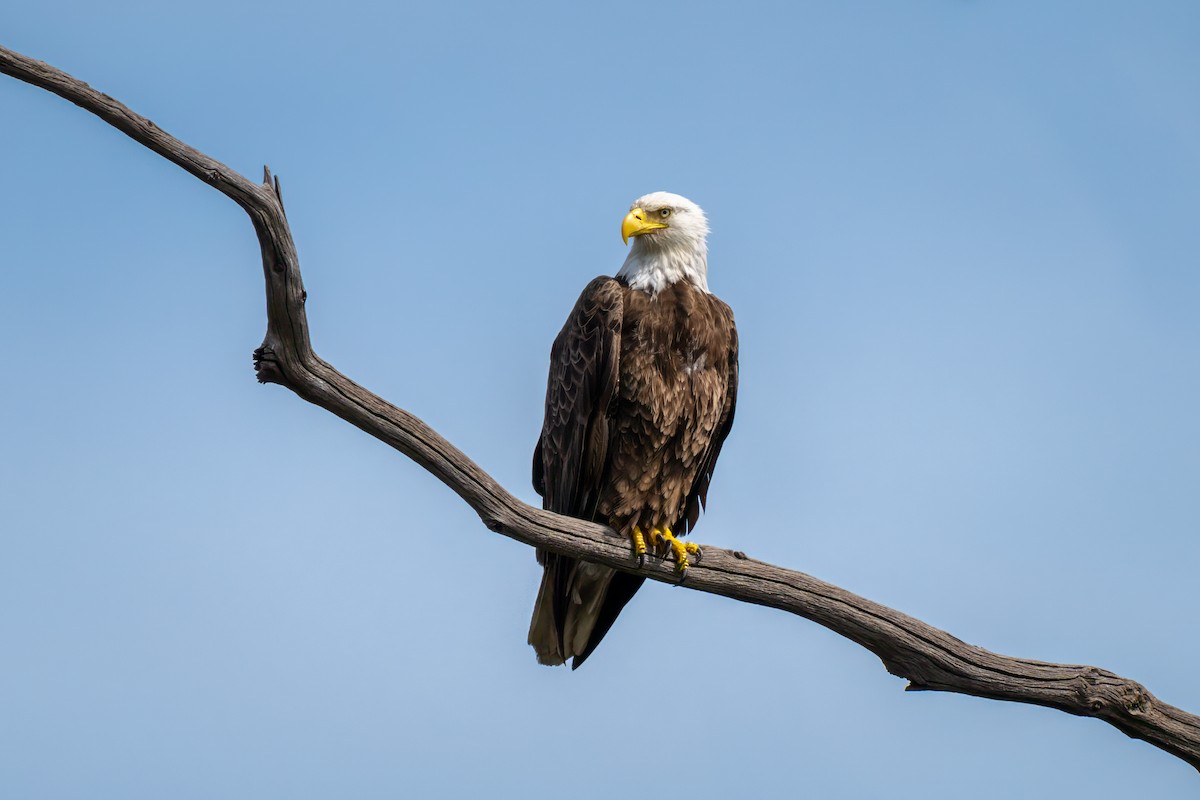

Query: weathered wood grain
[3,41,1197,774]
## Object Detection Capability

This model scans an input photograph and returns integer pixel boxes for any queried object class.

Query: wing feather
[529,277,625,666]
[679,298,739,535]
[534,276,624,518]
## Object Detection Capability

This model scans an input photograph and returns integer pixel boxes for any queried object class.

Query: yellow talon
[631,526,647,562]
[640,527,703,572]
[658,527,695,574]
[647,527,663,554]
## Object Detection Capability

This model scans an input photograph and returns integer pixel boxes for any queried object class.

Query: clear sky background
[2,2,1198,797]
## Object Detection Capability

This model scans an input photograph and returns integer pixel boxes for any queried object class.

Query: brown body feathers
[529,275,738,668]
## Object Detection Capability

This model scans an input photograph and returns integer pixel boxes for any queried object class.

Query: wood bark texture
[3,43,1198,774]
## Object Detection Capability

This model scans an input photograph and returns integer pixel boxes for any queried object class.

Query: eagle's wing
[678,298,739,535]
[532,276,623,517]
[529,277,625,667]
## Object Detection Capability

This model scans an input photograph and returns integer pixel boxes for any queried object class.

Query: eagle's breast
[597,280,735,534]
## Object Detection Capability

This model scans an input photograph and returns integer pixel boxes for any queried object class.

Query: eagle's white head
[617,191,710,295]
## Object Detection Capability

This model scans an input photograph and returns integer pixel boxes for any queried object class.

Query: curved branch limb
[3,42,1198,773]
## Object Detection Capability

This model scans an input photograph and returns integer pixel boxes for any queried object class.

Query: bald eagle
[528,192,739,668]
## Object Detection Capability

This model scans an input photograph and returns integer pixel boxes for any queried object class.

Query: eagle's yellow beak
[621,207,668,245]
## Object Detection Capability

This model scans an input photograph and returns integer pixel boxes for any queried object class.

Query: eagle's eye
[659,208,672,219]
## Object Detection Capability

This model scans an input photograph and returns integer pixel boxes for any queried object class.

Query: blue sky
[2,1,1198,797]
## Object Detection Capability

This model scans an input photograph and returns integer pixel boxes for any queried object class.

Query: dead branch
[3,42,1197,773]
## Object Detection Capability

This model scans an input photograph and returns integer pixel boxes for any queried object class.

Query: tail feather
[528,557,566,666]
[563,561,617,658]
[528,552,628,668]
[569,571,645,669]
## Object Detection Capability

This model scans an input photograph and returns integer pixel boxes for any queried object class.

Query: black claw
[636,552,646,568]
[694,547,704,564]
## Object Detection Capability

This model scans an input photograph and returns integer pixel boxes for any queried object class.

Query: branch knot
[253,344,284,385]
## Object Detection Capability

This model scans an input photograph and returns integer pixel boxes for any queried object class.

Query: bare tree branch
[3,42,1198,774]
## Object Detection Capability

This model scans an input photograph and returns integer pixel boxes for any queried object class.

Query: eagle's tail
[528,552,570,666]
[527,551,644,669]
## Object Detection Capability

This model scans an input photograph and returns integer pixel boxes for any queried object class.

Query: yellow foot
[631,526,648,566]
[648,527,703,576]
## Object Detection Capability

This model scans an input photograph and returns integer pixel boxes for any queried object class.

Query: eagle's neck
[617,237,709,295]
